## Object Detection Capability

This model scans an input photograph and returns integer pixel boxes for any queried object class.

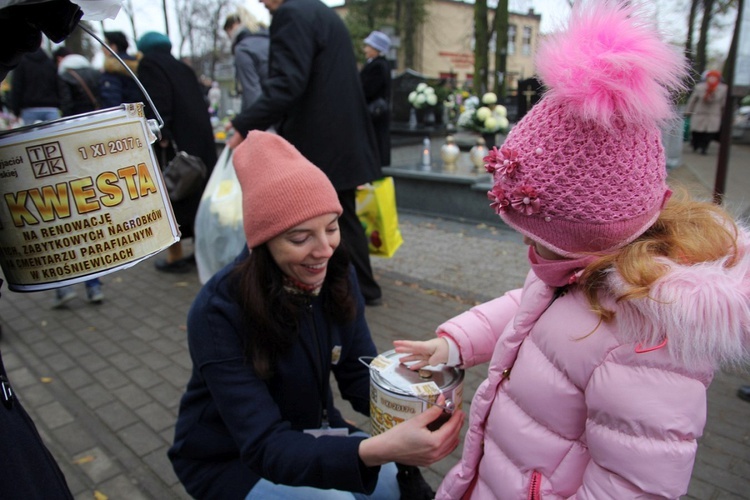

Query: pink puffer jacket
[436,250,750,499]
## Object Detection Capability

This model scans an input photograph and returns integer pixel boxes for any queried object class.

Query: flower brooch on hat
[485,146,540,216]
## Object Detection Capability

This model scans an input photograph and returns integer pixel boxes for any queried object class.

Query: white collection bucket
[365,349,464,436]
[0,103,180,292]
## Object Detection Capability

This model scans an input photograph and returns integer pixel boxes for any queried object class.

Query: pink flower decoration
[485,146,520,177]
[487,185,510,214]
[510,186,541,215]
[498,147,520,176]
[483,147,502,174]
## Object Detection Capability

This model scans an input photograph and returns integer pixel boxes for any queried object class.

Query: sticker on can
[0,104,180,291]
[366,349,464,436]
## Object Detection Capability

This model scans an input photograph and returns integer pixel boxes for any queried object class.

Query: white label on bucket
[370,383,424,436]
[369,354,394,373]
[410,381,442,400]
[0,105,179,291]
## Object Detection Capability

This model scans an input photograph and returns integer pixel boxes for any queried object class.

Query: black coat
[360,56,391,166]
[9,48,59,115]
[58,67,100,116]
[138,49,217,238]
[0,349,73,499]
[231,0,381,191]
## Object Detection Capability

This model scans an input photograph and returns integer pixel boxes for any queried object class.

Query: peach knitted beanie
[233,131,342,248]
[485,1,687,257]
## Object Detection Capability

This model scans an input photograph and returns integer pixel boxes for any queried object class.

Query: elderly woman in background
[685,69,728,155]
[360,31,392,167]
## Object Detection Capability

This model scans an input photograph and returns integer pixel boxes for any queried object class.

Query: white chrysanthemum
[476,106,492,121]
[426,94,438,106]
[482,92,498,105]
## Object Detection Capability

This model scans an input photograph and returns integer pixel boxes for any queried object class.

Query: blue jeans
[245,433,399,500]
[21,108,60,125]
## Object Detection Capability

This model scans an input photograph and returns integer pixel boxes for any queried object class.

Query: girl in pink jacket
[395,3,750,499]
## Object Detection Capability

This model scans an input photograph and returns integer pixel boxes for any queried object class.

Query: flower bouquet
[457,92,510,135]
[408,83,439,109]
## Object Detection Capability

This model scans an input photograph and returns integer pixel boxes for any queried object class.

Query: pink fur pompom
[536,1,687,128]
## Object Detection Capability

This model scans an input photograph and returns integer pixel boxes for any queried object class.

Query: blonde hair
[233,6,267,33]
[580,188,740,321]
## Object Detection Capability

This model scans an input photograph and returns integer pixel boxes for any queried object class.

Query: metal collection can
[0,104,179,291]
[367,349,464,436]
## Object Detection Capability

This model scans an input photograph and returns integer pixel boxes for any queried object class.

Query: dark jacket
[9,48,59,115]
[137,47,218,238]
[0,349,73,499]
[57,55,100,117]
[360,55,391,166]
[168,249,380,499]
[99,53,143,108]
[231,0,381,191]
[232,27,269,111]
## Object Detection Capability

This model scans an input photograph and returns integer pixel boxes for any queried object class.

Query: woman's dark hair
[232,243,356,379]
[52,47,72,61]
[223,14,241,32]
[103,31,129,52]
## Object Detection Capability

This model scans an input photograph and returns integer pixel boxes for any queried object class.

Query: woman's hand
[358,400,464,467]
[393,338,449,369]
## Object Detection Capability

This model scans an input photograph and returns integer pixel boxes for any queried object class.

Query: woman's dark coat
[168,250,380,499]
[230,0,381,191]
[360,55,391,166]
[137,48,217,238]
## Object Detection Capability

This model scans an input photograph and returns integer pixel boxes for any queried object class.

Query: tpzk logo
[26,141,67,179]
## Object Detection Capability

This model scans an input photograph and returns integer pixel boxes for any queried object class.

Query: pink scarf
[527,246,598,287]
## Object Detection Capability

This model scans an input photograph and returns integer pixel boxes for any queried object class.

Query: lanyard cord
[300,300,331,427]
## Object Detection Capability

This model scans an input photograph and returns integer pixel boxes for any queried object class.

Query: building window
[508,24,516,55]
[522,26,532,56]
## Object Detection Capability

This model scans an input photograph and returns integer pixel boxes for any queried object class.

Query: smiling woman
[167,131,464,499]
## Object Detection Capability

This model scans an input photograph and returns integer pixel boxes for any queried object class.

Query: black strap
[66,69,100,110]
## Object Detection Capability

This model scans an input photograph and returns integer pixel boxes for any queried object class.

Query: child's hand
[393,338,449,369]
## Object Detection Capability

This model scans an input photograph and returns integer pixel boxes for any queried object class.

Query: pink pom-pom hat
[487,1,688,257]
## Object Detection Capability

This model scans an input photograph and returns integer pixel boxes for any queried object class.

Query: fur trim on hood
[610,229,750,371]
[103,54,140,76]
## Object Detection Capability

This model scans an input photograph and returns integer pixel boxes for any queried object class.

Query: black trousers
[691,131,717,154]
[337,189,382,302]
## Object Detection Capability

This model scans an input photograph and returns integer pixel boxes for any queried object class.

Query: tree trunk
[695,0,715,75]
[474,0,488,95]
[494,0,508,98]
[685,0,699,64]
[403,0,416,69]
[162,0,170,37]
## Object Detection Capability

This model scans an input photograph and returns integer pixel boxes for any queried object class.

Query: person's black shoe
[365,297,383,306]
[396,464,435,500]
[155,257,193,274]
[737,385,750,403]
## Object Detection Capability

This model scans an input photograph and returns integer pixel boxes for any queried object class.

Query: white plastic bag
[195,146,247,284]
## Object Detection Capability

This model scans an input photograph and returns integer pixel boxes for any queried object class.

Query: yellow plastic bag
[356,177,404,258]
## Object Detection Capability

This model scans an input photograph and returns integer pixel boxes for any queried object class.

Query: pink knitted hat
[485,2,687,257]
[233,131,342,248]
